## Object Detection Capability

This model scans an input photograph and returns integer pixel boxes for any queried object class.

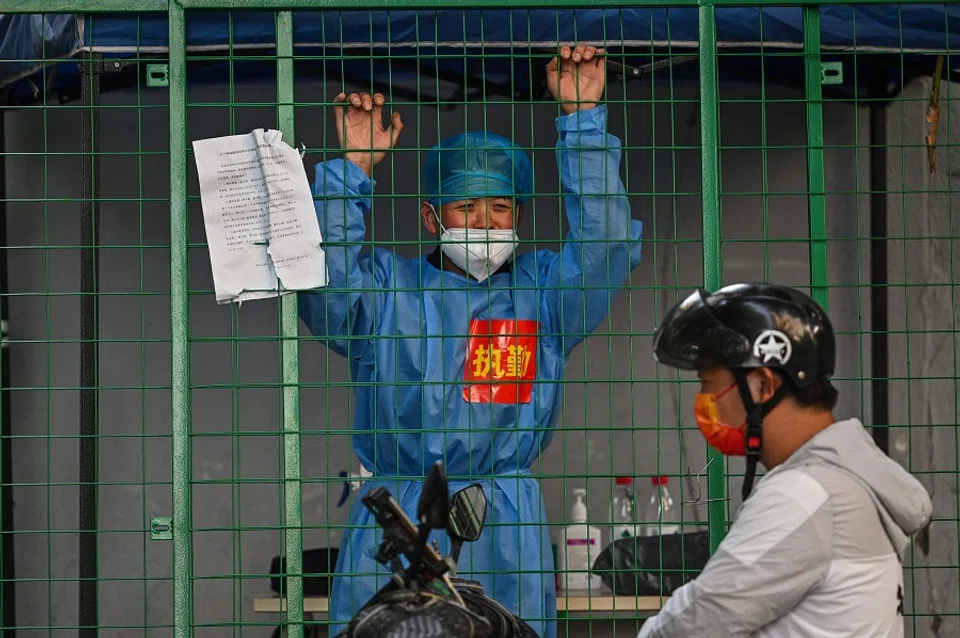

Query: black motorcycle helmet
[652,283,836,499]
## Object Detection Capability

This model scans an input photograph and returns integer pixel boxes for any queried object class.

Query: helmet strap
[732,369,791,501]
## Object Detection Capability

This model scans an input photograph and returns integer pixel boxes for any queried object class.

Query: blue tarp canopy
[1,6,958,103]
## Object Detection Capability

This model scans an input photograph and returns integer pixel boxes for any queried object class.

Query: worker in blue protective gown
[298,43,643,638]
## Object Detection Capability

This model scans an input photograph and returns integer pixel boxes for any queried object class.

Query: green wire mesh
[0,2,956,638]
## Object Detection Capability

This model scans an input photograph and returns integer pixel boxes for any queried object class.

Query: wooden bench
[254,594,665,615]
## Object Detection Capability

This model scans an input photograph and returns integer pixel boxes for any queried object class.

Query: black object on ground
[270,547,340,597]
[592,531,710,596]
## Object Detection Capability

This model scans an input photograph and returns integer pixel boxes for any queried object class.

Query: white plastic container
[556,488,603,593]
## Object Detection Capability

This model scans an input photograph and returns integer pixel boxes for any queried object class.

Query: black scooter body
[334,462,539,638]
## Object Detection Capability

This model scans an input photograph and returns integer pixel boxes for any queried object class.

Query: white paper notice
[193,128,327,304]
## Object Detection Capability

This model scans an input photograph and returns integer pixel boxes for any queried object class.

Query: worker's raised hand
[546,43,606,115]
[333,91,404,176]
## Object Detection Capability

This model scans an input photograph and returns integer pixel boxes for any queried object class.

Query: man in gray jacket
[640,282,933,637]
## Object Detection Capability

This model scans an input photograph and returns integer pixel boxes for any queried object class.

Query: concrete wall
[882,76,960,638]
[2,71,953,637]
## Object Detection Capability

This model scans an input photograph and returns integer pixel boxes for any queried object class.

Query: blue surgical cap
[422,131,533,206]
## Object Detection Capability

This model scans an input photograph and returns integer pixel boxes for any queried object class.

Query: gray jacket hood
[781,417,933,559]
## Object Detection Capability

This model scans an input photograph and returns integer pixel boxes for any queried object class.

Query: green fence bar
[174,0,953,8]
[698,2,727,554]
[168,2,193,638]
[1,0,950,14]
[277,10,305,638]
[803,5,829,308]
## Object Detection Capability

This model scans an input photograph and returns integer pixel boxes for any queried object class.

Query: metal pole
[803,6,829,310]
[0,104,16,638]
[168,4,194,636]
[697,2,727,553]
[79,51,102,638]
[277,11,304,638]
[869,69,890,455]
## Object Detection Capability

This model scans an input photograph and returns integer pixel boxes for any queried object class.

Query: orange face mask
[694,382,747,456]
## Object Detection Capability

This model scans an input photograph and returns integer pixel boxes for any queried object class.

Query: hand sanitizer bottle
[556,488,603,593]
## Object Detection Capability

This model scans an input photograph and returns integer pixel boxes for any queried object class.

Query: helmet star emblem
[753,329,792,365]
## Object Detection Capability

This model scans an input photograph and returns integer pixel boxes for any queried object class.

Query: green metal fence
[0,0,955,636]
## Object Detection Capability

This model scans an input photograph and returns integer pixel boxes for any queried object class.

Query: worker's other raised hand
[333,91,404,176]
[546,43,606,115]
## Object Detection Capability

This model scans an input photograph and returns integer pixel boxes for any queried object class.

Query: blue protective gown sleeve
[297,159,383,361]
[539,104,643,357]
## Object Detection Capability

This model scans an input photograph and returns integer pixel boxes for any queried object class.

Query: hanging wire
[682,457,730,506]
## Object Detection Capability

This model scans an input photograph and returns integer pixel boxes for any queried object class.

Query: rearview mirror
[448,484,487,542]
[417,461,450,530]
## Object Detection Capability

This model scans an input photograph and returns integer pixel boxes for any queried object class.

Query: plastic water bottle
[610,476,638,541]
[643,476,679,536]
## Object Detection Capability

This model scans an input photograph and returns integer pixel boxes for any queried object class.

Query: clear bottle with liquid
[610,476,638,541]
[643,476,680,536]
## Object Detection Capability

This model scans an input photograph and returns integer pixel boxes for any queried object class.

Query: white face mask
[429,205,519,282]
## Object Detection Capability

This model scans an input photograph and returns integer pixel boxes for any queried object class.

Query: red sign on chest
[464,319,539,404]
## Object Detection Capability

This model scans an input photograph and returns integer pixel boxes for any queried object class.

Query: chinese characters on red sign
[464,319,539,404]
